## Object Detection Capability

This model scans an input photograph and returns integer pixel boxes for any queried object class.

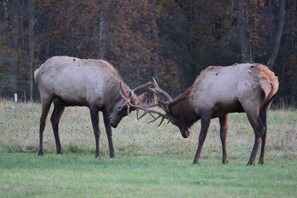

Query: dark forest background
[0,0,296,107]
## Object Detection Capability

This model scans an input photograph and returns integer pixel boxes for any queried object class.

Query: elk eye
[118,106,122,111]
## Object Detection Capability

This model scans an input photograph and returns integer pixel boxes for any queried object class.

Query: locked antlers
[120,77,173,126]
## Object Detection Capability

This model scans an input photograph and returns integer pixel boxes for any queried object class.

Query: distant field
[0,100,296,197]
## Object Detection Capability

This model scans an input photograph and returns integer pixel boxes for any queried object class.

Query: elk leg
[50,101,65,154]
[245,111,265,165]
[258,127,266,165]
[219,114,229,164]
[258,102,270,165]
[193,115,211,164]
[103,110,115,158]
[38,98,52,156]
[90,107,100,158]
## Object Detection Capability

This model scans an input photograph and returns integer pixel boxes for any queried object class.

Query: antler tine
[157,116,166,127]
[138,111,166,127]
[146,115,166,127]
[150,77,173,102]
[136,109,156,120]
[132,81,154,93]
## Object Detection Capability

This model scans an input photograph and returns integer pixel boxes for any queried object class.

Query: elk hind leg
[258,101,272,165]
[219,114,229,164]
[50,100,65,154]
[246,110,266,165]
[38,98,52,156]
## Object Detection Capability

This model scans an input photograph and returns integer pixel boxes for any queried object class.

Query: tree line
[0,0,296,106]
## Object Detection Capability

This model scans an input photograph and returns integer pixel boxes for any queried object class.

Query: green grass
[1,153,297,198]
[0,100,297,197]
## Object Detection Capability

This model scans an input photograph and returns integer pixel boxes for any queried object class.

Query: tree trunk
[28,0,35,101]
[151,0,159,79]
[268,0,274,47]
[267,0,286,69]
[238,0,250,62]
[97,1,106,59]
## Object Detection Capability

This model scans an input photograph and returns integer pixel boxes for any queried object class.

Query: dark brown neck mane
[168,87,198,127]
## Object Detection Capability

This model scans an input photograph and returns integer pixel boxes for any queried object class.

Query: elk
[34,56,149,158]
[122,63,279,165]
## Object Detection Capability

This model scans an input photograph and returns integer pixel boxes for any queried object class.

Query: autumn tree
[0,0,296,105]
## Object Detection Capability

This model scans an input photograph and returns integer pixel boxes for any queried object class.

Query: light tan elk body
[35,56,147,158]
[125,63,279,165]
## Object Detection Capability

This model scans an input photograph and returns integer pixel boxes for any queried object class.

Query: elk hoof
[56,149,63,154]
[258,161,265,165]
[246,161,256,166]
[192,160,200,165]
[38,150,44,156]
[222,160,229,164]
[95,153,100,159]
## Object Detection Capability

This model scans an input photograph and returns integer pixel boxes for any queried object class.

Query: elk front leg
[193,115,211,164]
[103,110,115,158]
[219,114,229,164]
[90,107,100,158]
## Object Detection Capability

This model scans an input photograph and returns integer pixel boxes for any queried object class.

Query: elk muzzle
[180,128,190,138]
[110,116,122,128]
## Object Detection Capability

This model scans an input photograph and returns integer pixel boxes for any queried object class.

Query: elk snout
[110,115,120,128]
[110,122,118,128]
[181,129,190,138]
[110,121,117,128]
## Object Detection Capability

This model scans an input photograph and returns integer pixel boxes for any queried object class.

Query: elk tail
[258,64,279,105]
[34,67,41,83]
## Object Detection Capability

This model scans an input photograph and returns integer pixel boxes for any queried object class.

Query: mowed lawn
[0,101,297,197]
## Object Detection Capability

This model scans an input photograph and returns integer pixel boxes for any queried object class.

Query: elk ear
[120,82,131,99]
[137,93,147,103]
[130,92,147,105]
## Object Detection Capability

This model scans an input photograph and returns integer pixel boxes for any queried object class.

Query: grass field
[0,100,297,197]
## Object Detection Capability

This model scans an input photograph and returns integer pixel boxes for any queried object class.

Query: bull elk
[34,56,150,158]
[122,63,279,165]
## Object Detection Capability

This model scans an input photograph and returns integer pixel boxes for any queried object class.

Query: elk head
[156,103,191,139]
[122,78,191,138]
[110,82,151,128]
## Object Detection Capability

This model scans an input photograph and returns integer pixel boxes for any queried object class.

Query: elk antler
[149,77,173,102]
[132,81,154,94]
[120,87,169,127]
[120,77,174,126]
